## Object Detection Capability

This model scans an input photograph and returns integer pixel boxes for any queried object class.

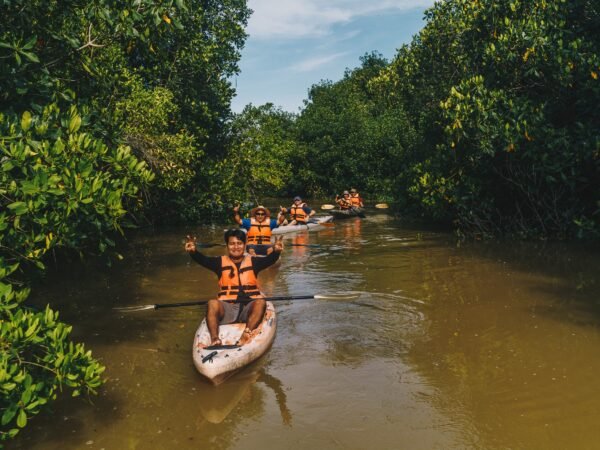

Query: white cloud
[247,0,433,39]
[290,52,350,72]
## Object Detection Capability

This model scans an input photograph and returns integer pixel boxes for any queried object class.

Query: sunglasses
[255,212,266,216]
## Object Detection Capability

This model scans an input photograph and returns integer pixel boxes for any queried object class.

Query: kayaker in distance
[349,188,364,207]
[279,196,316,226]
[233,205,284,256]
[185,229,283,347]
[335,191,353,210]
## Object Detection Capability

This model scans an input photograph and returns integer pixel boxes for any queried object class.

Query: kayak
[272,215,333,234]
[229,215,333,238]
[330,208,366,219]
[192,301,276,385]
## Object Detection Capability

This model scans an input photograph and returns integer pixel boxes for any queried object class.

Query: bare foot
[210,338,222,347]
[237,328,255,346]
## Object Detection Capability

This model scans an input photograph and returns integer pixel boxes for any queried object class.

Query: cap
[293,196,302,201]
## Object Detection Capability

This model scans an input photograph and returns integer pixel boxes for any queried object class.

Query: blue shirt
[241,218,279,231]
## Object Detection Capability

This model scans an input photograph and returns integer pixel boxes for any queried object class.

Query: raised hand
[273,236,284,252]
[233,204,240,214]
[184,235,197,253]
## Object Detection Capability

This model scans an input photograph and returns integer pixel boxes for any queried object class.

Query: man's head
[350,188,357,194]
[224,229,247,259]
[343,190,350,197]
[293,196,302,204]
[250,205,270,223]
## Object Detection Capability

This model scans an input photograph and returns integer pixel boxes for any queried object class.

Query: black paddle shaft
[153,295,316,310]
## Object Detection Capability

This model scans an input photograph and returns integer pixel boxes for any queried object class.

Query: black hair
[224,228,247,244]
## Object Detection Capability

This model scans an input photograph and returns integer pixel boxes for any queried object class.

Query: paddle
[114,293,360,312]
[195,242,320,248]
[375,203,389,209]
[321,204,336,210]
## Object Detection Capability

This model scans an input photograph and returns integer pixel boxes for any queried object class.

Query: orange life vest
[218,256,262,301]
[246,218,272,245]
[350,194,362,206]
[290,203,308,224]
[337,197,352,210]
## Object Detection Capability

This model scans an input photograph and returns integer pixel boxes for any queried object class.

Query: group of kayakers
[184,192,363,347]
[335,188,363,210]
[232,196,318,256]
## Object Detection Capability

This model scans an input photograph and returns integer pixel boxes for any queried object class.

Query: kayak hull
[192,301,276,386]
[272,215,333,234]
[330,208,366,219]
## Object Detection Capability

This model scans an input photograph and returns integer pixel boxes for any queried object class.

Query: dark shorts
[220,300,259,325]
[246,244,272,256]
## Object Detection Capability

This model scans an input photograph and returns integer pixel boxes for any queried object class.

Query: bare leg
[206,299,224,346]
[246,298,266,331]
[238,299,266,345]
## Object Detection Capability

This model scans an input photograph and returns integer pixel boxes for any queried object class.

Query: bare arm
[233,205,243,225]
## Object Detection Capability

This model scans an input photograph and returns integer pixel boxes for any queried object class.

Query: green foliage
[406,0,600,237]
[0,0,251,442]
[1,104,154,266]
[115,72,197,192]
[295,52,415,198]
[0,286,105,442]
[0,0,250,222]
[225,104,297,200]
[0,105,152,441]
[289,0,599,238]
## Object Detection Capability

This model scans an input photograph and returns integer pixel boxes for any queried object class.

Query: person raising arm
[185,229,284,346]
[233,205,285,255]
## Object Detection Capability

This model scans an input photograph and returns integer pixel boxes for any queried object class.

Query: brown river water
[10,210,600,450]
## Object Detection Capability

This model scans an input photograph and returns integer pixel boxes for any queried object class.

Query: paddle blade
[314,293,360,300]
[375,203,389,209]
[321,204,336,210]
[113,304,156,312]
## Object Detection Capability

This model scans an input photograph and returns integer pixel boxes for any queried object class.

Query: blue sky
[231,0,436,113]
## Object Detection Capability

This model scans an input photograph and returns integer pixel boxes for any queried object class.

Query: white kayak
[272,215,333,235]
[192,301,277,385]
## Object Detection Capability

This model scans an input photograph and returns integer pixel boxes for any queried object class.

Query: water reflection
[195,360,291,426]
[10,217,600,450]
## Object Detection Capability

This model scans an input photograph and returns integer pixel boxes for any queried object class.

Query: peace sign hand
[273,236,284,253]
[184,235,197,253]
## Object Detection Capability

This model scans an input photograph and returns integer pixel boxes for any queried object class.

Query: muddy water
[10,211,600,450]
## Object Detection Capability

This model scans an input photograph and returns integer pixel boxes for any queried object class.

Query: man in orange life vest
[349,188,364,207]
[280,196,316,225]
[335,190,353,210]
[185,229,283,346]
[233,205,284,256]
